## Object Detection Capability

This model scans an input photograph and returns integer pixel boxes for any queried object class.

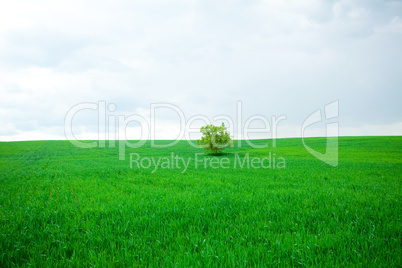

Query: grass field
[0,136,401,267]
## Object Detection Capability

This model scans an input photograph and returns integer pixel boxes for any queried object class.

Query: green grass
[0,137,401,267]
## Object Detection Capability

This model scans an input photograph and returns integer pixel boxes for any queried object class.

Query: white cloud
[0,0,401,141]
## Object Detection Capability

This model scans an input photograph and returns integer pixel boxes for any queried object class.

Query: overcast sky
[0,0,401,141]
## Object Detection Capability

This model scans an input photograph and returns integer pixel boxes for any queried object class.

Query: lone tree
[197,123,233,155]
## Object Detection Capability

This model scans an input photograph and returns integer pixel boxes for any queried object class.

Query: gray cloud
[0,0,401,140]
[0,31,89,69]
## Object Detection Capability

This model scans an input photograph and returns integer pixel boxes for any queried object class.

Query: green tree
[197,123,233,155]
